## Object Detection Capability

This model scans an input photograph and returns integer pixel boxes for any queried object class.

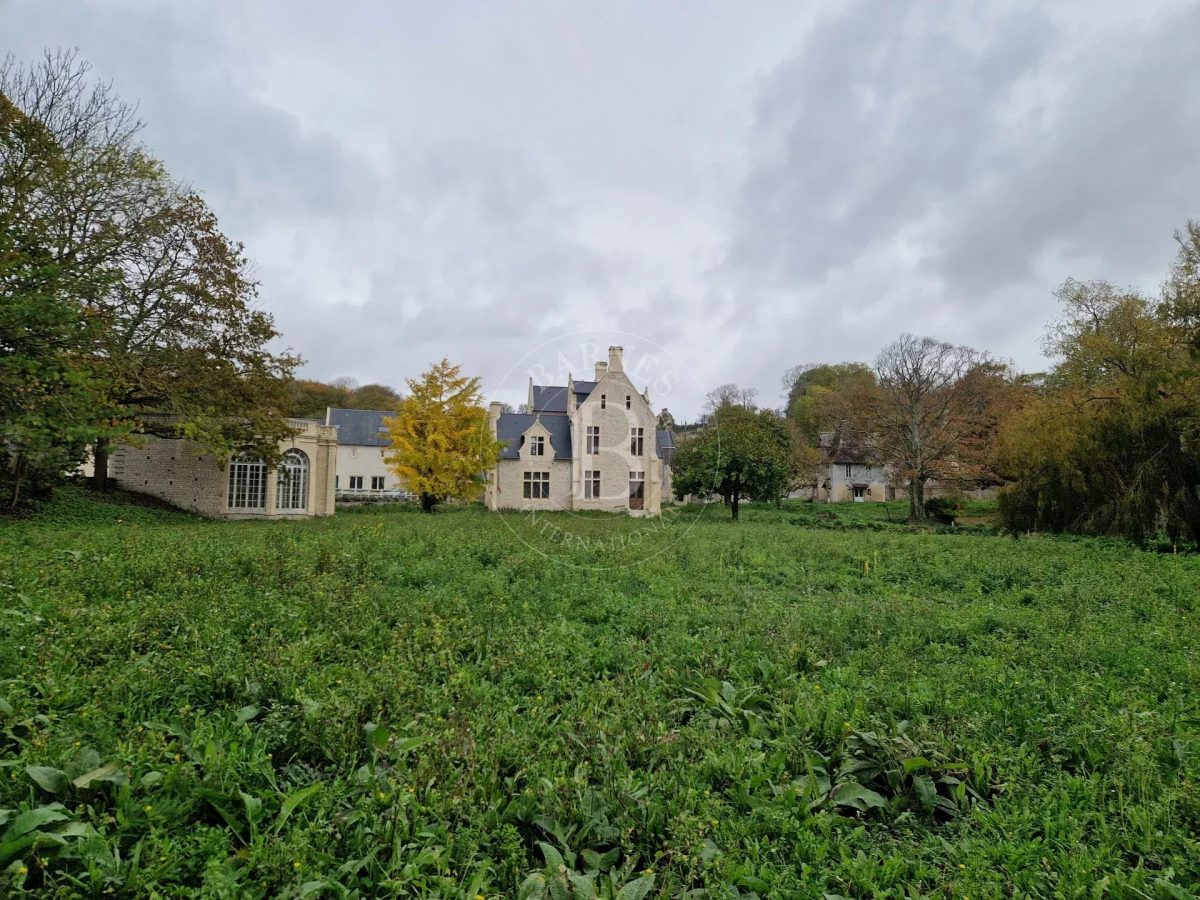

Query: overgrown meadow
[1,490,1197,897]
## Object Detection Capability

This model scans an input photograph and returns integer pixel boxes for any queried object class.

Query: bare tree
[704,383,758,416]
[843,334,1001,521]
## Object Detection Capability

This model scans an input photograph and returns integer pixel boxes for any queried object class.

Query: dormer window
[530,436,545,456]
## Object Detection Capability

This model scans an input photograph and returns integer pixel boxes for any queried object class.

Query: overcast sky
[6,1,1198,418]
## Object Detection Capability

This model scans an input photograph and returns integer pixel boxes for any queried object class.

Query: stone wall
[108,419,337,519]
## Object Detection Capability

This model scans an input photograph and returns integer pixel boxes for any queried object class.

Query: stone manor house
[484,346,675,516]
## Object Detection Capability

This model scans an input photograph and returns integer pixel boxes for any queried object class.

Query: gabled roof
[530,381,598,413]
[530,385,568,414]
[496,413,572,460]
[325,408,394,447]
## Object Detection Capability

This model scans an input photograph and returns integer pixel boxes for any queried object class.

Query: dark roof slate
[530,381,598,413]
[325,408,393,447]
[656,429,675,461]
[496,413,572,460]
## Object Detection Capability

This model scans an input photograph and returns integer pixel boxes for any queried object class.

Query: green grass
[0,489,1197,897]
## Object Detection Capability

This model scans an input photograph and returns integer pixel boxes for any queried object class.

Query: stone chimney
[595,360,608,381]
[608,345,624,374]
[488,402,503,432]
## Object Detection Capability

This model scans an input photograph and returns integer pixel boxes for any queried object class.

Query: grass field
[1,489,1197,897]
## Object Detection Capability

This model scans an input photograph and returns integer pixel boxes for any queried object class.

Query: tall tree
[2,52,299,491]
[703,383,758,417]
[997,243,1200,544]
[671,404,795,520]
[87,183,299,487]
[0,218,109,506]
[0,54,139,504]
[384,359,501,513]
[842,335,1006,521]
[783,362,875,444]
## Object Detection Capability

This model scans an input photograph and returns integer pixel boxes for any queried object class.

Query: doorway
[629,471,645,510]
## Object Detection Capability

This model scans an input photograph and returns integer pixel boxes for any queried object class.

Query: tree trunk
[91,437,111,492]
[731,474,740,521]
[419,492,437,513]
[908,477,925,522]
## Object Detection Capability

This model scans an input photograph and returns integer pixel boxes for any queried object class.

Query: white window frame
[228,456,267,509]
[530,435,545,456]
[845,463,853,478]
[586,426,600,455]
[276,449,309,511]
[630,427,644,456]
[349,475,364,490]
[370,475,385,490]
[584,470,600,499]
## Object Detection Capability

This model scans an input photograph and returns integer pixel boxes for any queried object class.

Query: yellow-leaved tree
[385,359,502,512]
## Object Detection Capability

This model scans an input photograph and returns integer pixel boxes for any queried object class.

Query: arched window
[228,456,267,509]
[276,449,309,511]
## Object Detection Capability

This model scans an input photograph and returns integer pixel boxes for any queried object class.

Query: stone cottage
[103,418,337,518]
[483,346,675,516]
[814,431,890,502]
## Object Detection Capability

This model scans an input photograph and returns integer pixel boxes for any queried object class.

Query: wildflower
[476,895,485,900]
[17,865,27,876]
[643,868,654,876]
[293,861,302,870]
[144,804,153,813]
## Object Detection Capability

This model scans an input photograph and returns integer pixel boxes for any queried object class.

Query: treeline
[996,233,1200,545]
[677,224,1200,544]
[284,378,403,420]
[2,51,297,507]
[674,346,1025,521]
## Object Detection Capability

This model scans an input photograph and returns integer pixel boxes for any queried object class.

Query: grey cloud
[5,0,1195,419]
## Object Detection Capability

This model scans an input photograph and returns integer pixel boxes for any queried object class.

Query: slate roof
[496,413,572,460]
[325,408,393,447]
[530,381,597,413]
[656,429,675,462]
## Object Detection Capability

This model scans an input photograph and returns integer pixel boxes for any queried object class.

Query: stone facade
[812,431,889,502]
[483,346,674,516]
[106,419,337,519]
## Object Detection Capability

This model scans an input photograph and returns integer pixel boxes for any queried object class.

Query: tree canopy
[1,50,299,503]
[839,336,1017,521]
[671,404,796,520]
[384,359,501,512]
[284,379,404,419]
[997,229,1200,545]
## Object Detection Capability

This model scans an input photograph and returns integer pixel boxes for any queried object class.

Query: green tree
[997,239,1200,544]
[782,362,875,444]
[86,184,300,487]
[384,359,502,513]
[671,404,795,520]
[0,224,109,506]
[3,52,300,491]
[352,383,403,411]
